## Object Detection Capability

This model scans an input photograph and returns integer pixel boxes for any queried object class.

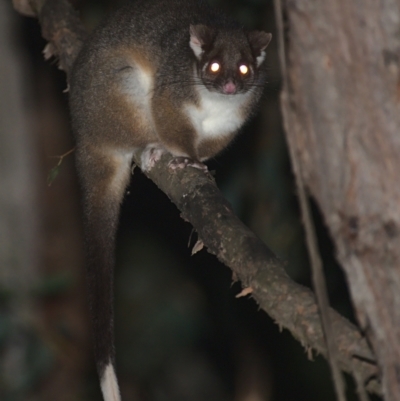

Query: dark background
[1,0,364,400]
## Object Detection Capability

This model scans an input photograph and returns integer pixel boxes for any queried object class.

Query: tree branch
[17,0,380,394]
[143,152,380,394]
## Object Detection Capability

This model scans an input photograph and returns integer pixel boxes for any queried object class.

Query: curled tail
[76,145,133,401]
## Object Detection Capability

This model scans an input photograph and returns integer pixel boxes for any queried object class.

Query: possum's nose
[222,80,236,94]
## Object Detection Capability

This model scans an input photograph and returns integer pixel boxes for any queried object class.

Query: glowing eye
[210,62,220,73]
[239,64,249,75]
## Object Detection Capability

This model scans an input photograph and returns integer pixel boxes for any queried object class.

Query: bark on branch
[16,0,381,395]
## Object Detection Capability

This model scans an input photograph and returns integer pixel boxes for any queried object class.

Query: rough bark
[280,0,400,400]
[14,0,386,396]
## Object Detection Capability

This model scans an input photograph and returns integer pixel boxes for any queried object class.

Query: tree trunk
[1,2,89,399]
[0,2,41,398]
[280,0,400,399]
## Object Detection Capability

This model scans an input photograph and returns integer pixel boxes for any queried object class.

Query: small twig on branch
[17,0,380,395]
[51,147,76,160]
[47,147,75,186]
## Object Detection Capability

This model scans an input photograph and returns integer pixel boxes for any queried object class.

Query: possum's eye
[209,62,221,73]
[239,64,249,75]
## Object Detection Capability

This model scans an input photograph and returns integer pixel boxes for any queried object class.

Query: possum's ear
[189,24,216,59]
[247,31,272,66]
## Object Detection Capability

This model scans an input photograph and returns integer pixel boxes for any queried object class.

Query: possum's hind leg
[76,145,133,401]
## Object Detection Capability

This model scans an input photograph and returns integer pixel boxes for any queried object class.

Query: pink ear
[189,24,215,59]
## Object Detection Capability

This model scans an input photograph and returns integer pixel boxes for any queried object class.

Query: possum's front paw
[141,146,165,172]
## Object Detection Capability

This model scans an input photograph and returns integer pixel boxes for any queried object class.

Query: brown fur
[198,132,237,160]
[151,88,199,159]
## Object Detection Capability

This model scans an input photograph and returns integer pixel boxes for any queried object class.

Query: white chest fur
[185,89,250,141]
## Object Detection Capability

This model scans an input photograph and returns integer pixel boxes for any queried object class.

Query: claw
[168,157,208,171]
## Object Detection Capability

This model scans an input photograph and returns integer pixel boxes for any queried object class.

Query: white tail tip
[100,362,121,401]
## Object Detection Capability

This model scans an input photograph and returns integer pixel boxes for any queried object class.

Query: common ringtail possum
[69,0,271,399]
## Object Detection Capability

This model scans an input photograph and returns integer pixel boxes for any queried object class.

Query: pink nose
[223,81,236,94]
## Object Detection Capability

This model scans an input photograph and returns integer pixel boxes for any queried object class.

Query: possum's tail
[75,145,133,401]
[101,363,121,401]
